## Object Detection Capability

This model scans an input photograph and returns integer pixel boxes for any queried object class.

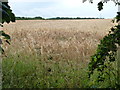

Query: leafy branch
[0,1,15,54]
[88,12,120,88]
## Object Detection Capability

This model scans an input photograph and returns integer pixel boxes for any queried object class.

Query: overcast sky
[9,0,118,19]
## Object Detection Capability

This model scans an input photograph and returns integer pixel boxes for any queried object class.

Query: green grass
[2,52,118,88]
[2,52,89,88]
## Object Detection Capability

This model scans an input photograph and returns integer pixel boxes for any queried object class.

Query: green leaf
[0,31,4,36]
[10,13,15,22]
[0,31,11,40]
[5,40,10,45]
[0,39,2,44]
[2,33,11,40]
[2,8,10,23]
[0,45,4,54]
[98,2,103,11]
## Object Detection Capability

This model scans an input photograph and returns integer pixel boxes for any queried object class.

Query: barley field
[2,19,115,88]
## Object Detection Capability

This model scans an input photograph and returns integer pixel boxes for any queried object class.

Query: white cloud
[9,0,61,2]
[9,0,118,18]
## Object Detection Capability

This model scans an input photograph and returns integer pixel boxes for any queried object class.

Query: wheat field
[3,19,114,62]
[2,19,115,88]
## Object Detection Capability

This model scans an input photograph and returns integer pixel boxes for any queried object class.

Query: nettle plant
[83,0,120,88]
[0,1,15,54]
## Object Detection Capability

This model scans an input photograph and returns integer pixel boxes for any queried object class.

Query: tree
[0,1,15,89]
[0,1,15,54]
[83,0,120,88]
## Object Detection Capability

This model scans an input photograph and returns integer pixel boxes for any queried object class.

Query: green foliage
[0,45,4,54]
[15,16,44,20]
[15,16,104,20]
[0,30,10,54]
[0,31,11,40]
[47,17,104,20]
[98,2,104,11]
[115,12,120,22]
[2,53,88,88]
[0,1,15,54]
[82,0,120,88]
[0,2,15,24]
[88,12,120,88]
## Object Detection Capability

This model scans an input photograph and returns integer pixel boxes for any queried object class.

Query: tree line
[16,16,104,20]
[15,16,45,20]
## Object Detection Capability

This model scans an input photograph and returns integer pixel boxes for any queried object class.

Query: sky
[9,0,118,19]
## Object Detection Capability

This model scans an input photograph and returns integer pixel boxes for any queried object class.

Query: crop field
[2,19,115,88]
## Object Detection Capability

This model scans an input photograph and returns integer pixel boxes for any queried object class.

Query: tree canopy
[83,0,120,88]
[0,1,15,24]
[0,1,15,53]
[83,0,119,11]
